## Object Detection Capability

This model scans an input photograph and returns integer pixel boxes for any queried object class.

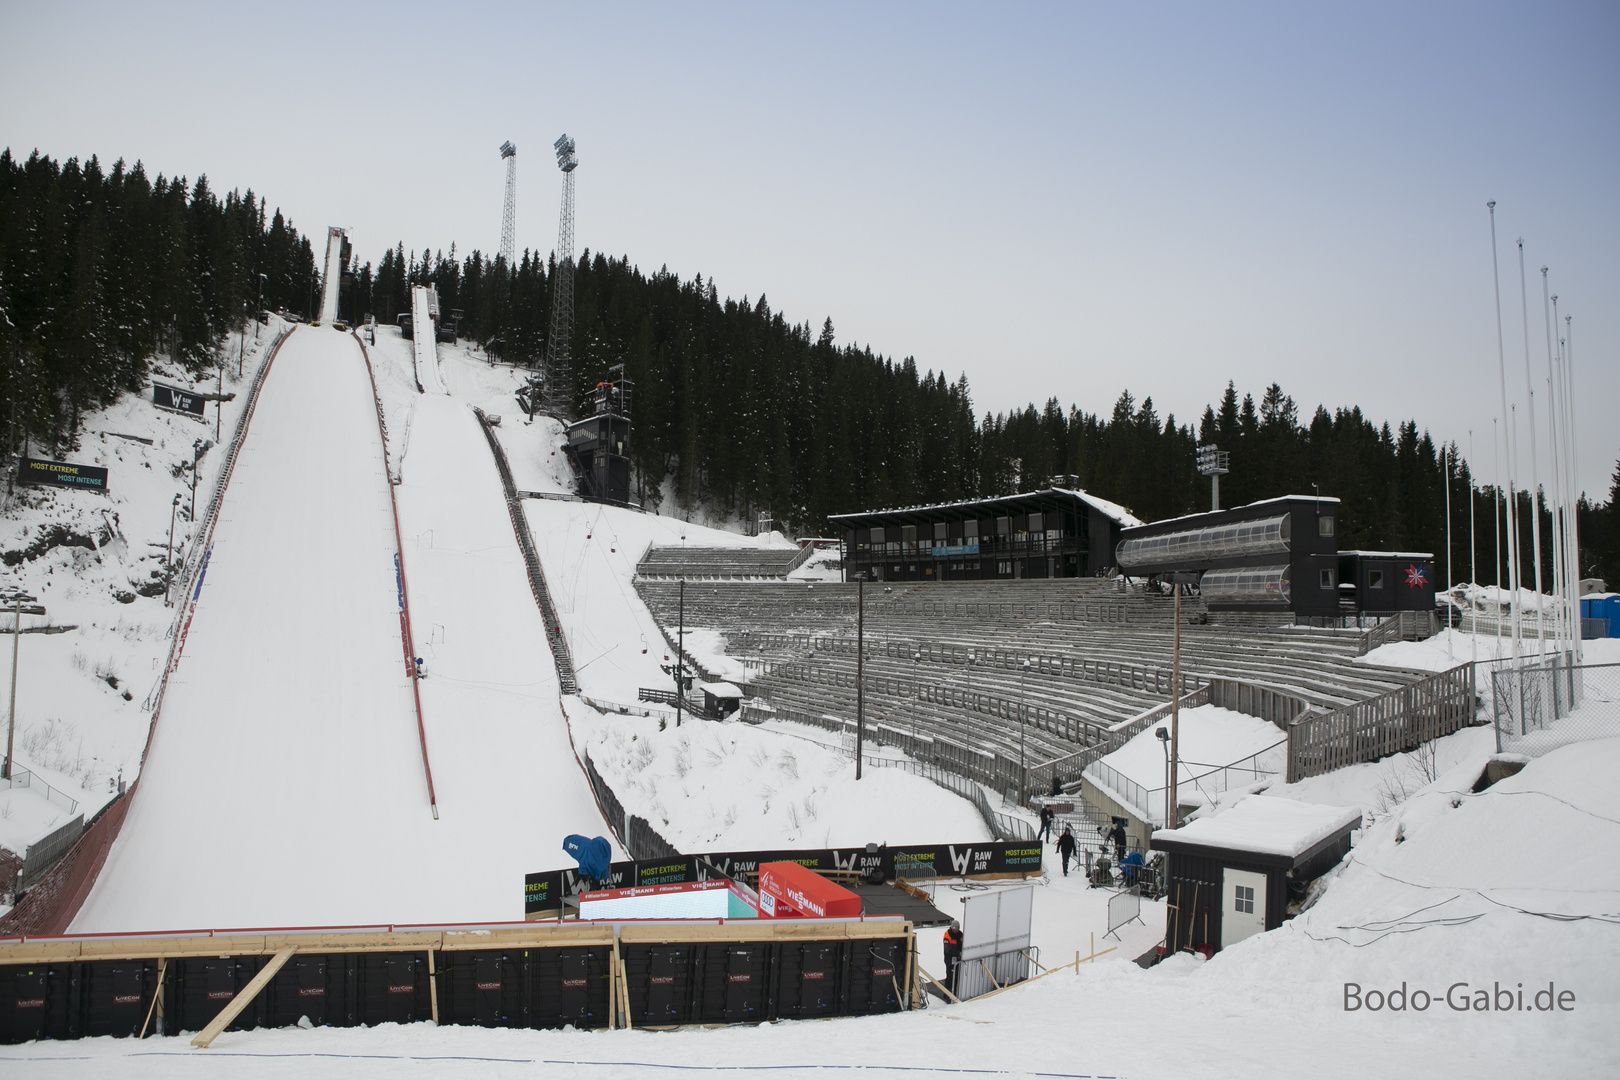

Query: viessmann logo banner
[524,842,1042,916]
[20,457,109,494]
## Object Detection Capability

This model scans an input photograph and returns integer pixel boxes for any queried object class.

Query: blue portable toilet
[1581,594,1620,638]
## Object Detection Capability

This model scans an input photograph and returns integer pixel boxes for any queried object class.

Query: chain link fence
[1492,659,1620,757]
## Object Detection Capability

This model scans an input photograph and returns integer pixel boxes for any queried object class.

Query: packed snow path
[71,328,610,931]
[411,285,446,394]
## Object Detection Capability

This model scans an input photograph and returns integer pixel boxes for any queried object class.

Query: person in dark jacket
[1108,821,1128,864]
[1056,826,1076,876]
[942,920,963,994]
[1039,805,1055,843]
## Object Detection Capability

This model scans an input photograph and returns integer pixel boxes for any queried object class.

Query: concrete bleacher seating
[630,578,1435,796]
[636,545,807,580]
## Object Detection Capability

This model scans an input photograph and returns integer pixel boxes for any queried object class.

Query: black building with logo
[830,488,1141,583]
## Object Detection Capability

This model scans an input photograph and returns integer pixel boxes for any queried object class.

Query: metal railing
[1354,610,1440,655]
[1083,739,1285,826]
[0,763,80,814]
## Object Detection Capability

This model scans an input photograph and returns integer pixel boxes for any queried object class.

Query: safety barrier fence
[1493,660,1618,756]
[0,920,913,1044]
[473,407,577,694]
[16,814,85,892]
[580,751,682,861]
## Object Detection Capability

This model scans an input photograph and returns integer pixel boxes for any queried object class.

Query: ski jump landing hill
[61,324,617,933]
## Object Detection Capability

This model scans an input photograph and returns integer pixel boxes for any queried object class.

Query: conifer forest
[3,150,1614,586]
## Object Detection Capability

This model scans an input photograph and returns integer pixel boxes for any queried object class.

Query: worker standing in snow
[1103,820,1128,864]
[1039,805,1054,843]
[1057,826,1076,876]
[942,920,963,995]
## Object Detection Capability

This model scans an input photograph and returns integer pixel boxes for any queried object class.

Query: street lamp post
[3,588,42,781]
[1156,727,1171,827]
[189,439,203,522]
[256,274,267,341]
[164,493,182,606]
[1019,658,1030,805]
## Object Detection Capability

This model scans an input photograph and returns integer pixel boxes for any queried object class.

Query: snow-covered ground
[1089,703,1286,820]
[8,322,1616,1075]
[1,324,285,862]
[10,734,1613,1079]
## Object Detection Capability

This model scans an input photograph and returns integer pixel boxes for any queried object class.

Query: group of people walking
[1039,804,1128,878]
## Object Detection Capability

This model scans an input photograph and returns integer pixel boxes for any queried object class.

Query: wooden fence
[1286,663,1476,782]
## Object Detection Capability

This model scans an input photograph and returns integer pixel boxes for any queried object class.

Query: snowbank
[572,704,992,850]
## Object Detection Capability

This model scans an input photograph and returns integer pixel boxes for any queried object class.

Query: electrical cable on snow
[0,1051,1121,1077]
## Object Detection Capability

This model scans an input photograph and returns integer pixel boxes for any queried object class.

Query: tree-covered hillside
[2,150,1613,589]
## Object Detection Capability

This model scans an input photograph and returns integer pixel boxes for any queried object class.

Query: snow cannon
[564,834,612,889]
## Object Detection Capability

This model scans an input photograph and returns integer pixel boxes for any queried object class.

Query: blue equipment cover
[564,834,612,882]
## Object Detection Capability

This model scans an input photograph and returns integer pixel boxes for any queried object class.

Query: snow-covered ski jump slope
[411,285,446,395]
[73,326,614,932]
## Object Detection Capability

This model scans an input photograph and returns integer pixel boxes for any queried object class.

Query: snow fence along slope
[72,328,431,932]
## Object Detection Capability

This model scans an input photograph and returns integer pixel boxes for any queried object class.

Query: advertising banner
[526,841,1043,918]
[19,457,109,494]
[152,383,206,417]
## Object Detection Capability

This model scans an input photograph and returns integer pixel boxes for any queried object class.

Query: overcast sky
[4,1,1616,498]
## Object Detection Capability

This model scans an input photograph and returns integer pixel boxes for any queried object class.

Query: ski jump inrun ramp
[72,326,613,933]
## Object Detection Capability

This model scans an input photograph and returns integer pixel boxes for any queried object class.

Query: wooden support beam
[137,958,166,1039]
[916,965,960,1004]
[427,950,439,1026]
[190,947,295,1048]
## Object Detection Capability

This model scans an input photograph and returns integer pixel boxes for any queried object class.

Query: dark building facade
[1337,551,1438,615]
[830,489,1140,583]
[565,368,634,505]
[1115,496,1435,618]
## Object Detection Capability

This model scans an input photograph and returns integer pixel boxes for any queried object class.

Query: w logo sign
[948,846,978,875]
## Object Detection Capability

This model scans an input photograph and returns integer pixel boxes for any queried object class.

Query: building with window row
[830,489,1143,583]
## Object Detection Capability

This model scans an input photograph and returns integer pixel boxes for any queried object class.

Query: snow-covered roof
[1129,495,1338,532]
[1339,550,1434,559]
[1152,795,1361,860]
[698,681,743,698]
[1049,489,1143,528]
[828,488,1141,529]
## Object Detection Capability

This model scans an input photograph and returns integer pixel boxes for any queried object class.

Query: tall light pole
[1196,445,1230,512]
[256,273,267,340]
[1156,727,1171,827]
[164,493,182,606]
[1019,658,1030,804]
[2,588,42,781]
[855,578,865,780]
[189,439,203,521]
[1169,577,1184,830]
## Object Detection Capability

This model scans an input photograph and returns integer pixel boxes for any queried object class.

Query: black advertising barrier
[19,457,109,494]
[152,383,206,417]
[525,841,1044,917]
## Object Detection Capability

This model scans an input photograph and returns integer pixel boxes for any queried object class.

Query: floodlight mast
[1196,445,1231,511]
[543,134,578,418]
[499,141,517,270]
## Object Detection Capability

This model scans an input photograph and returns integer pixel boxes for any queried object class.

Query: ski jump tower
[542,134,578,418]
[498,141,517,269]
